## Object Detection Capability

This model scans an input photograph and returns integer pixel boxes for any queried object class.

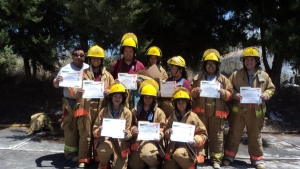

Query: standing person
[72,45,115,167]
[163,87,208,169]
[160,56,191,118]
[222,47,275,169]
[93,82,132,169]
[53,47,89,162]
[190,49,233,169]
[145,46,168,81]
[110,32,145,109]
[129,81,166,169]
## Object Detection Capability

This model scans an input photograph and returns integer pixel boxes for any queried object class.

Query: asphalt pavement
[0,127,300,169]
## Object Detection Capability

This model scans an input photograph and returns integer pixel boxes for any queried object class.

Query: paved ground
[0,127,300,169]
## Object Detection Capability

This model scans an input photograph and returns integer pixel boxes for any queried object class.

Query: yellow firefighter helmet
[87,45,105,58]
[167,56,186,68]
[146,46,162,57]
[172,87,191,100]
[140,84,157,96]
[202,49,220,62]
[108,83,126,95]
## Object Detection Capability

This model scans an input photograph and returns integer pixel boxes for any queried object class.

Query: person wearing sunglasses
[64,45,115,168]
[190,49,233,169]
[129,81,166,169]
[53,48,89,163]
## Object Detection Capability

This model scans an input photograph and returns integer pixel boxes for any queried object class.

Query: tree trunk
[23,56,31,78]
[260,25,271,73]
[79,32,89,64]
[269,54,283,91]
[31,59,37,79]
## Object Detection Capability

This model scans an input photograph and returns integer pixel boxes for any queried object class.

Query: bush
[0,45,17,77]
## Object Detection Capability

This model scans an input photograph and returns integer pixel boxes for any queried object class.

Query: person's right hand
[55,76,63,84]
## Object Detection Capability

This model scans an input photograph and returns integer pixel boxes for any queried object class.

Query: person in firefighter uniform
[222,47,275,169]
[159,56,191,119]
[71,45,115,167]
[92,82,132,169]
[163,87,208,169]
[190,49,233,169]
[128,81,166,169]
[53,48,89,162]
[110,33,145,109]
[145,46,168,81]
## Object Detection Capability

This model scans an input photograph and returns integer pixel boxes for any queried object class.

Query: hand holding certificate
[137,121,160,140]
[160,81,176,97]
[59,69,83,88]
[101,118,126,138]
[170,122,195,142]
[82,80,104,98]
[240,87,262,104]
[200,81,220,98]
[118,73,137,90]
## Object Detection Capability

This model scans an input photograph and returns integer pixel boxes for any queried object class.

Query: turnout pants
[129,141,160,169]
[224,108,264,165]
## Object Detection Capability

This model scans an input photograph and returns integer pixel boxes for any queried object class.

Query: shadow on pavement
[35,153,98,169]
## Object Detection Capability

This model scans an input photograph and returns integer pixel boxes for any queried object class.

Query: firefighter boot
[256,163,265,169]
[78,162,86,168]
[213,162,220,169]
[222,159,230,166]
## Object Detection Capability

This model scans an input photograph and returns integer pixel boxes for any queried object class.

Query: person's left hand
[123,129,131,138]
[188,139,197,146]
[136,79,142,86]
[260,93,269,101]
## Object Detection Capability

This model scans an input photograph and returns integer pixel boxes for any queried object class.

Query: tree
[1,0,71,79]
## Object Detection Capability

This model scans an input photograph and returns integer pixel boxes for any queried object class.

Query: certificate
[137,121,160,140]
[146,65,161,79]
[200,81,220,98]
[160,81,176,97]
[101,118,126,138]
[240,87,262,104]
[170,122,195,143]
[82,80,104,98]
[118,73,137,90]
[59,69,82,88]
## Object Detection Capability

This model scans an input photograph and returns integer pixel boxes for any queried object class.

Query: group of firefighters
[53,32,275,169]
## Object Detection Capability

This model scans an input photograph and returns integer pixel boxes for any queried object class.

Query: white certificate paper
[59,70,82,88]
[118,73,137,90]
[240,87,262,104]
[137,121,160,140]
[101,118,126,138]
[82,80,104,98]
[160,81,176,97]
[146,65,161,79]
[170,122,195,143]
[200,81,220,98]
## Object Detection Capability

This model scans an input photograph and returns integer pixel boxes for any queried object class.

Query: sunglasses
[206,63,216,67]
[72,53,85,58]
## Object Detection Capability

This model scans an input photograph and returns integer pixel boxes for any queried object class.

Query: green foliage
[0,45,17,75]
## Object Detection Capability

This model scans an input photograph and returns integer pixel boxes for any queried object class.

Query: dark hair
[180,67,189,80]
[202,61,220,74]
[147,57,162,72]
[108,92,127,105]
[89,58,104,68]
[72,47,85,55]
[173,99,192,112]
